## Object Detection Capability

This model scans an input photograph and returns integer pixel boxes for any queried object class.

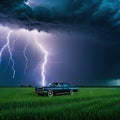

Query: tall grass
[0,87,120,120]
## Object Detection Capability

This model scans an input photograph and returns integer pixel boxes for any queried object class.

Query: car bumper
[35,90,48,94]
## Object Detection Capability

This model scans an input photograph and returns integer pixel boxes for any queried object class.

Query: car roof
[51,82,70,84]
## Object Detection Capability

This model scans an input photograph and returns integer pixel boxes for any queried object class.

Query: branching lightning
[3,32,19,73]
[34,33,48,86]
[0,31,16,79]
[0,27,50,86]
[23,42,29,74]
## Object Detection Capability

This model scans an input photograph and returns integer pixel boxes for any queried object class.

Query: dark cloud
[0,0,120,34]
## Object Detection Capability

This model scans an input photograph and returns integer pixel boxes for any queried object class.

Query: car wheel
[47,90,54,97]
[70,90,74,95]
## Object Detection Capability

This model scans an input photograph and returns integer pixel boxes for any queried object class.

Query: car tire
[69,90,74,95]
[38,93,44,96]
[47,90,54,97]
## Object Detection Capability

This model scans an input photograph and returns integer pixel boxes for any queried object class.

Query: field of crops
[0,87,120,120]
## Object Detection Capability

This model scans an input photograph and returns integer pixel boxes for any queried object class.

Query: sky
[0,0,120,86]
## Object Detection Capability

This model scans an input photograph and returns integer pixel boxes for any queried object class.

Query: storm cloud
[0,0,120,33]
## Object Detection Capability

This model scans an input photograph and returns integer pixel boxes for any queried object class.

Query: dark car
[35,82,78,97]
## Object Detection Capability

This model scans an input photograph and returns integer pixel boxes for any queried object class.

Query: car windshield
[48,83,58,87]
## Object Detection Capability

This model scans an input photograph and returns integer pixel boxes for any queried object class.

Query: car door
[59,83,65,93]
[59,83,68,93]
[63,83,70,93]
[55,83,64,94]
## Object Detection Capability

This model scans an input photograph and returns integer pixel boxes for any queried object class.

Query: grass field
[0,87,120,120]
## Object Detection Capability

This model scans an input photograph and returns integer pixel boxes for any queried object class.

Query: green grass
[0,87,120,120]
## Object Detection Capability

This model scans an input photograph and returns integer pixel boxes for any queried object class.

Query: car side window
[59,83,64,87]
[57,83,61,87]
[64,83,70,87]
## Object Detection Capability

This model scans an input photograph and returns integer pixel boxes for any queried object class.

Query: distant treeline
[78,86,120,88]
[0,85,120,88]
[20,85,33,87]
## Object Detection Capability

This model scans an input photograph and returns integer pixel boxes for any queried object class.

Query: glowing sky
[0,0,120,86]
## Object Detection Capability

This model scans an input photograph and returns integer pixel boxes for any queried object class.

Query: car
[35,82,78,97]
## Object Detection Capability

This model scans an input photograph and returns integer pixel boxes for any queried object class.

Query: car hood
[35,86,56,89]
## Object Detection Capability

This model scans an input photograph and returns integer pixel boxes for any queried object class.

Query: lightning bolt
[0,28,50,85]
[3,32,19,73]
[23,42,29,74]
[0,31,15,79]
[34,33,48,86]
